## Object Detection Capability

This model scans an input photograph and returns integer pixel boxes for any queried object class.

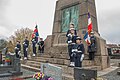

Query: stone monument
[45,0,110,70]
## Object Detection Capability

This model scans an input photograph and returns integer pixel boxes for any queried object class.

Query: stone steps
[36,53,69,59]
[36,52,89,60]
[22,59,101,75]
[21,64,40,72]
[29,56,94,67]
[21,52,101,80]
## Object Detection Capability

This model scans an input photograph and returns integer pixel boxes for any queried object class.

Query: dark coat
[88,36,97,53]
[71,43,85,58]
[15,43,21,52]
[16,43,21,51]
[66,30,77,37]
[23,39,29,48]
[66,30,77,44]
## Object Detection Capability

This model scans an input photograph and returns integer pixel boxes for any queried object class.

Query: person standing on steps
[38,38,44,54]
[66,23,77,67]
[88,32,97,60]
[15,41,21,59]
[72,37,85,67]
[23,37,29,60]
[32,36,37,57]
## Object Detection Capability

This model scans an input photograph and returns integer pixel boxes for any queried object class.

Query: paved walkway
[100,68,120,80]
[0,68,36,80]
[98,66,119,77]
[98,59,120,80]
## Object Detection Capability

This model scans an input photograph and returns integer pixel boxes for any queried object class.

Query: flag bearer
[88,32,97,60]
[32,36,37,56]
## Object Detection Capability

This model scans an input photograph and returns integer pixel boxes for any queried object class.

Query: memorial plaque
[41,63,62,80]
[61,4,79,32]
[74,67,97,80]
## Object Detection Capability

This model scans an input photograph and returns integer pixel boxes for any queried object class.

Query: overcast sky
[0,0,119,44]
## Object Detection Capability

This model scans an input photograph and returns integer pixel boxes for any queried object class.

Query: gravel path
[101,68,120,80]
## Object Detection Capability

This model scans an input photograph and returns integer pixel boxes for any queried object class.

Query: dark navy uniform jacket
[23,39,29,48]
[15,43,21,52]
[66,30,77,44]
[38,41,44,46]
[88,36,97,53]
[32,38,37,47]
[66,30,77,37]
[16,43,21,51]
[72,43,85,55]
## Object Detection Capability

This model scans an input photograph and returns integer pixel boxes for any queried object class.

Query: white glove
[23,42,25,44]
[68,40,72,44]
[35,44,37,47]
[80,54,84,61]
[26,48,28,51]
[78,51,82,53]
[72,49,78,52]
[32,39,35,41]
[68,34,72,37]
[15,47,17,49]
[18,51,21,55]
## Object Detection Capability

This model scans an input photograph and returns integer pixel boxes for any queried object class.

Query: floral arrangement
[47,77,54,80]
[33,72,54,80]
[5,57,11,62]
[33,72,44,80]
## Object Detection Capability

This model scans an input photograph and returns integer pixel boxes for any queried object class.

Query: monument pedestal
[44,0,110,79]
[22,0,110,80]
[45,32,110,70]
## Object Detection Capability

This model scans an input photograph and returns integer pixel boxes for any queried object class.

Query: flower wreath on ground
[33,72,54,80]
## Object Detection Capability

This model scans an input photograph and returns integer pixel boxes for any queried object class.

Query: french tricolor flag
[84,13,93,44]
[34,24,39,37]
[32,24,40,42]
[88,13,92,34]
[84,32,91,44]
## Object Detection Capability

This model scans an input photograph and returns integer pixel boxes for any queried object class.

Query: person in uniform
[23,37,29,60]
[15,41,21,58]
[38,38,44,53]
[72,37,85,67]
[32,36,37,56]
[66,23,77,66]
[88,32,97,60]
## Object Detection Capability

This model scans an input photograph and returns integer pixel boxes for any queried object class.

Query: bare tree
[8,28,33,54]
